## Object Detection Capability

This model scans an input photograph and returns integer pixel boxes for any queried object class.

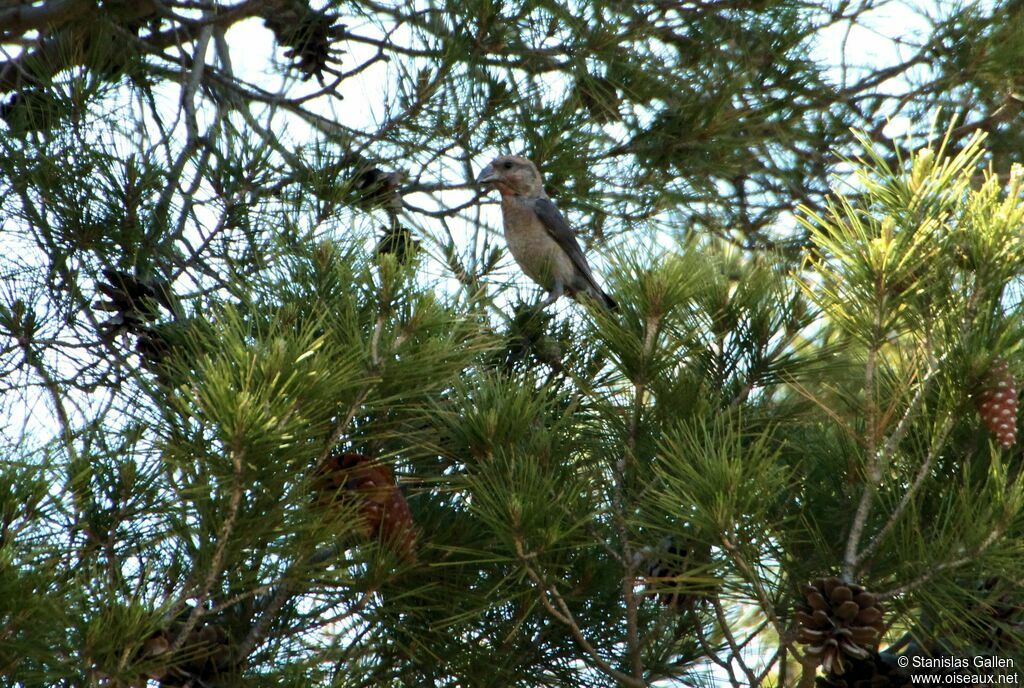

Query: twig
[854,416,954,571]
[720,535,806,665]
[514,535,646,688]
[753,645,783,686]
[180,19,213,143]
[845,350,947,578]
[12,321,78,463]
[711,597,759,686]
[615,313,662,681]
[316,308,387,467]
[843,343,880,581]
[236,543,343,660]
[170,442,245,652]
[728,331,796,410]
[695,617,743,688]
[205,584,274,615]
[880,526,1005,600]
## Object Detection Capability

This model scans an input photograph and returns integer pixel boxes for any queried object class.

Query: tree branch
[514,535,646,688]
[0,0,91,38]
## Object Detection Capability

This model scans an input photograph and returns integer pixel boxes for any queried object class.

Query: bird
[476,155,617,310]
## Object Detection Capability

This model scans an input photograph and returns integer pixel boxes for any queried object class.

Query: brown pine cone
[94,269,172,338]
[375,223,420,265]
[641,536,704,609]
[976,359,1018,449]
[816,651,911,688]
[796,577,885,675]
[313,452,418,562]
[136,621,234,686]
[350,167,405,211]
[262,0,345,81]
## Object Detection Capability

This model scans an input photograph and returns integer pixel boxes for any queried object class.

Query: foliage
[3,1,1024,686]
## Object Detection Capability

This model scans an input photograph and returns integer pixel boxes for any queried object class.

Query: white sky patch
[809,2,934,90]
[882,115,913,140]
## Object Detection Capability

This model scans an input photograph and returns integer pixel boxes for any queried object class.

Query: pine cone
[574,75,621,123]
[262,0,345,81]
[168,623,233,686]
[796,577,885,675]
[375,223,420,265]
[816,651,911,688]
[94,269,172,338]
[314,453,418,562]
[976,359,1018,449]
[350,167,406,211]
[135,326,172,365]
[499,303,562,372]
[137,621,235,686]
[642,536,702,609]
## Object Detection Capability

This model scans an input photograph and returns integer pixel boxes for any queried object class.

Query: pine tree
[2,2,1024,687]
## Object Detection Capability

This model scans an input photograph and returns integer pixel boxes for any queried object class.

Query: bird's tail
[584,286,618,312]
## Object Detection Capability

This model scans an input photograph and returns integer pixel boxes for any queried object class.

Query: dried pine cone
[816,651,911,688]
[135,326,172,365]
[94,269,172,337]
[642,536,702,609]
[499,302,562,373]
[574,75,621,123]
[375,223,420,265]
[976,359,1018,449]
[262,0,346,81]
[138,621,235,686]
[796,577,885,675]
[351,167,406,211]
[314,452,418,562]
[94,269,179,367]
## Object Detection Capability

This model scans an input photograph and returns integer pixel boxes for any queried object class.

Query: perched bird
[476,155,617,310]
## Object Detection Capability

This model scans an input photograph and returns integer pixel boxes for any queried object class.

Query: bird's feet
[537,283,564,310]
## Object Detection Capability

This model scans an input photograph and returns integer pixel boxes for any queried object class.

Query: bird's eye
[502,161,514,169]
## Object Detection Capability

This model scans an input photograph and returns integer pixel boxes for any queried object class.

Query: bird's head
[476,155,543,197]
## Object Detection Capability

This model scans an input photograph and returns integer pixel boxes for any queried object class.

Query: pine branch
[0,0,92,38]
[695,621,743,688]
[843,342,881,582]
[720,534,807,665]
[853,415,955,573]
[618,313,661,683]
[846,350,950,578]
[237,543,368,667]
[180,20,214,144]
[11,310,78,464]
[514,534,646,688]
[170,443,245,653]
[711,597,761,686]
[880,526,1006,600]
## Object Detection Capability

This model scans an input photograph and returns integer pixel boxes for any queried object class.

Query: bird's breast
[500,198,575,289]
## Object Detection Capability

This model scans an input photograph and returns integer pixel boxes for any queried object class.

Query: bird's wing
[530,197,602,290]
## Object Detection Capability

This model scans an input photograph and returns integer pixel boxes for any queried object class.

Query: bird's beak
[476,165,498,184]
